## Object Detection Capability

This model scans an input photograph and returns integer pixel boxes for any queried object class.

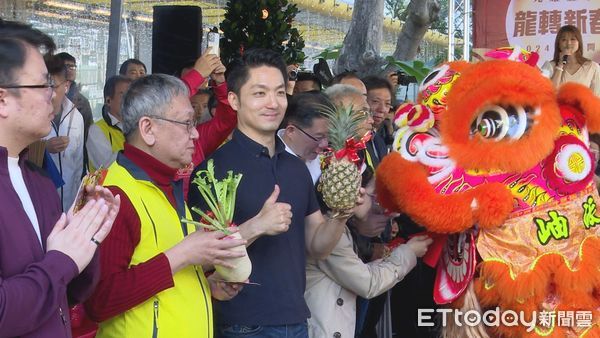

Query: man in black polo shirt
[189,49,363,338]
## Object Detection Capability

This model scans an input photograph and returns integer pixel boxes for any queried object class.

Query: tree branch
[392,0,440,62]
[335,0,386,77]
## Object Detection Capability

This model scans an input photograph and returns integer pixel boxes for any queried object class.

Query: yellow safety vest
[97,160,213,338]
[89,119,125,171]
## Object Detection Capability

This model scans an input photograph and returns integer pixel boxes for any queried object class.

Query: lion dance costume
[377,56,600,337]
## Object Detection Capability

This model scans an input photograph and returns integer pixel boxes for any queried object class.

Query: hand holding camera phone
[207,27,220,57]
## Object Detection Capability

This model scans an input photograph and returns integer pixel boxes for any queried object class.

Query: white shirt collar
[277,129,323,184]
[107,112,122,128]
[277,129,299,157]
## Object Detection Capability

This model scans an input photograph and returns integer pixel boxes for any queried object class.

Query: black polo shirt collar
[231,128,286,158]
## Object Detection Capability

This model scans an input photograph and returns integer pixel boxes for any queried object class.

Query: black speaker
[152,5,203,76]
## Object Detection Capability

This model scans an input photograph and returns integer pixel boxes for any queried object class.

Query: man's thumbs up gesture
[253,185,293,236]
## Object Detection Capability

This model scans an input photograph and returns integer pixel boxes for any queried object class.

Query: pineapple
[318,104,367,212]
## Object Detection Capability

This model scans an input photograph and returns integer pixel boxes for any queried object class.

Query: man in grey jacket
[0,19,119,337]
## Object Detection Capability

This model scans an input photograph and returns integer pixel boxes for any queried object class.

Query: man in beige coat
[304,178,431,338]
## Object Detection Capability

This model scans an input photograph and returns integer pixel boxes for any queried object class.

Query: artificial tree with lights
[219,0,306,65]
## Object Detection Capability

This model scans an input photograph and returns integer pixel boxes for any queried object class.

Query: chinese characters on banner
[505,0,600,65]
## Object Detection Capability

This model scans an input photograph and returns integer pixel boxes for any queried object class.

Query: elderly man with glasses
[322,83,394,337]
[85,74,284,338]
[278,91,332,184]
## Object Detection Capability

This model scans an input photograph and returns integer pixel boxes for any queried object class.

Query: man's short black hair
[44,54,67,77]
[0,19,55,53]
[56,52,76,64]
[362,75,393,96]
[103,75,132,99]
[283,91,333,129]
[119,58,147,75]
[331,71,360,85]
[225,48,288,96]
[0,19,55,85]
[296,71,322,91]
[175,59,198,78]
[194,88,212,97]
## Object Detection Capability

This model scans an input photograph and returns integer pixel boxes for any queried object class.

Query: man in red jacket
[178,50,237,197]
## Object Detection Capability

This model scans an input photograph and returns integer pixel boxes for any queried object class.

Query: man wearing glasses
[278,91,332,184]
[0,19,120,337]
[323,83,392,337]
[86,74,266,337]
[43,54,86,211]
[56,52,93,146]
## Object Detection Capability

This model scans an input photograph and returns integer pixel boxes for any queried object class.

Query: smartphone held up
[207,27,220,57]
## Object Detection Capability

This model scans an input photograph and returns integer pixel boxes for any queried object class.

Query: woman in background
[542,25,600,96]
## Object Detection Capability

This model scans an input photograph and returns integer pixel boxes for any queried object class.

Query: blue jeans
[355,296,369,336]
[216,322,308,338]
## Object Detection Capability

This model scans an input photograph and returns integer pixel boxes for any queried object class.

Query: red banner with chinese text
[473,0,600,65]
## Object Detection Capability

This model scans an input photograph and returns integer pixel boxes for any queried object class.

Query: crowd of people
[1,16,599,338]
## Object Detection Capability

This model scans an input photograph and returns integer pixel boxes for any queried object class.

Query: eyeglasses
[1,76,56,90]
[292,123,327,143]
[0,75,56,99]
[148,115,197,133]
[357,109,373,118]
[65,64,77,70]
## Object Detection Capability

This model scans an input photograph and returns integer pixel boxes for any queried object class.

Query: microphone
[562,54,569,65]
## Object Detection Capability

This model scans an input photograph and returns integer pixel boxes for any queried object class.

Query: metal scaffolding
[448,0,471,61]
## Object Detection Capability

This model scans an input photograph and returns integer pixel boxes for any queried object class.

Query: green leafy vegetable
[181,159,243,235]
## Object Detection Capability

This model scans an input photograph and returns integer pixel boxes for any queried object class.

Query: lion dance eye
[422,69,441,87]
[420,64,451,93]
[470,105,533,141]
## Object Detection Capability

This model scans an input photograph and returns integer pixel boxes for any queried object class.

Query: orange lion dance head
[377,59,600,337]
